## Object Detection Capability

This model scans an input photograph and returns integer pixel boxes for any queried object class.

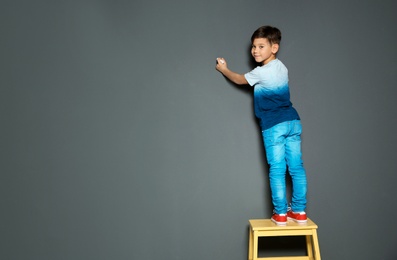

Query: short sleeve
[244,67,262,86]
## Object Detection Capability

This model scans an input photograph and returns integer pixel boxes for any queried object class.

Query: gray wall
[2,0,397,259]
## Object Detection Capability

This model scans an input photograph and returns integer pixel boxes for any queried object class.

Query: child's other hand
[216,57,227,72]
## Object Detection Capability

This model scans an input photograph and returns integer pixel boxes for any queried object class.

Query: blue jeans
[262,120,307,214]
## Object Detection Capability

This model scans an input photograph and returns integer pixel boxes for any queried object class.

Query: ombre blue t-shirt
[244,59,300,130]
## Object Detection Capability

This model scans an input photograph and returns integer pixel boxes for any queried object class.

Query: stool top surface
[249,218,318,230]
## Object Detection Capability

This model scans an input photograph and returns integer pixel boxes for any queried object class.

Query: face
[251,38,279,65]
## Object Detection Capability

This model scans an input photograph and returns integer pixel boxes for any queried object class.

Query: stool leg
[306,235,313,259]
[253,231,258,260]
[248,227,253,260]
[312,230,321,260]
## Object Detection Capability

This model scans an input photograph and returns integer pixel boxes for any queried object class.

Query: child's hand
[215,57,248,85]
[216,57,227,72]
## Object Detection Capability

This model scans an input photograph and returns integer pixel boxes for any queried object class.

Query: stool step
[250,257,312,260]
[250,218,318,231]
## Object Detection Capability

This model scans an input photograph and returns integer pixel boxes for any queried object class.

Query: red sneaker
[271,213,287,225]
[287,210,307,223]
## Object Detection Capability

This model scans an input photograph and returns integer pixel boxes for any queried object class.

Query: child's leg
[285,120,307,212]
[262,123,289,214]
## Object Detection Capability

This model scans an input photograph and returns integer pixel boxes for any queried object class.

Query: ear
[271,43,279,54]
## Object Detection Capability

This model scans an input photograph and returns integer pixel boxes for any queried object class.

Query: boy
[215,26,308,225]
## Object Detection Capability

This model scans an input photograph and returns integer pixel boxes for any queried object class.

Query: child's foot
[271,213,287,225]
[287,210,307,223]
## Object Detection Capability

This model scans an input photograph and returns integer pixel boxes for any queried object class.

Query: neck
[262,56,276,65]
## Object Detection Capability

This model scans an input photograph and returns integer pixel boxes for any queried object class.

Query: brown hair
[251,26,281,45]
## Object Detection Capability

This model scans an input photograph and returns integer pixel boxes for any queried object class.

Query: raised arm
[215,58,249,85]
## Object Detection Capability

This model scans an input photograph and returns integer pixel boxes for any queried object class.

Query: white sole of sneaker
[287,217,307,224]
[271,218,287,225]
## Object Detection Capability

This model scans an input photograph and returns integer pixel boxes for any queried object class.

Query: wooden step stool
[248,218,321,260]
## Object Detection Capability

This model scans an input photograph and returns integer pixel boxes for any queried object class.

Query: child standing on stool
[215,26,308,225]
